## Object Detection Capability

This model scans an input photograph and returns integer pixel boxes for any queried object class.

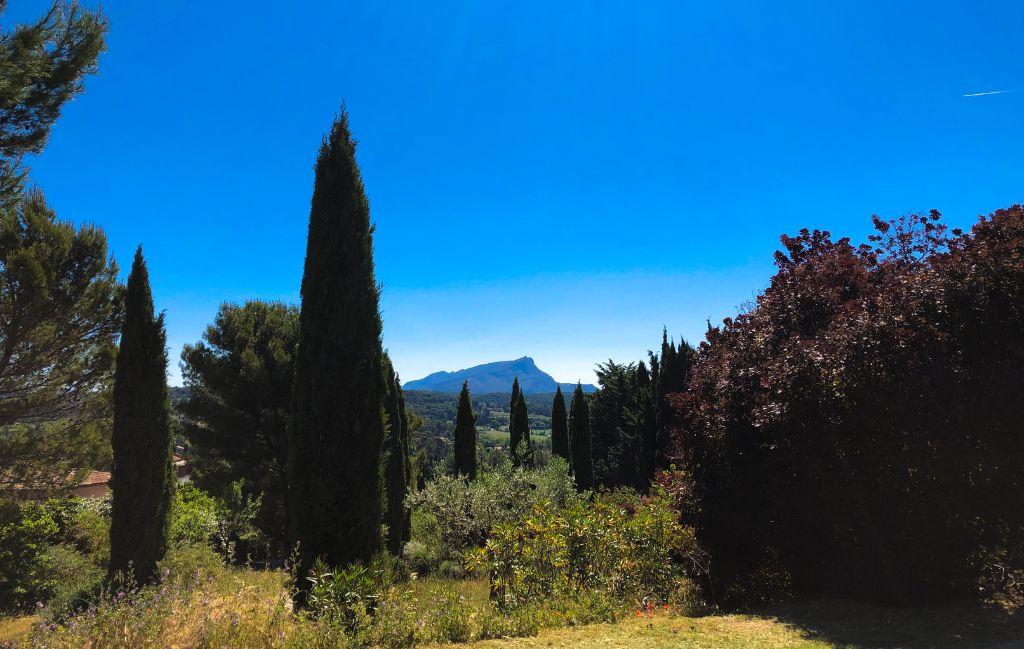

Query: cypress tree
[382,354,411,555]
[652,329,696,468]
[109,247,173,584]
[508,377,521,463]
[288,110,386,593]
[634,361,658,491]
[453,381,477,480]
[508,378,533,468]
[568,382,594,491]
[550,385,570,463]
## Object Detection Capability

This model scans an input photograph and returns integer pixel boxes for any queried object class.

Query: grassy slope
[3,568,1021,648]
[439,600,1024,649]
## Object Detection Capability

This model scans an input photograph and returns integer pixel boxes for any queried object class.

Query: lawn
[435,599,1024,649]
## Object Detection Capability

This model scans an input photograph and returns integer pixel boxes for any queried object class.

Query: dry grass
[0,617,34,645]
[3,566,1021,648]
[432,613,827,649]
[434,600,1024,649]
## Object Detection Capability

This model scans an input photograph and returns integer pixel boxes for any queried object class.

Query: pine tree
[453,381,477,480]
[508,378,533,467]
[568,382,593,491]
[550,385,570,463]
[179,300,298,549]
[109,247,173,584]
[288,110,386,595]
[382,354,411,555]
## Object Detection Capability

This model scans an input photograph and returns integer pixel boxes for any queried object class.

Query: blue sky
[9,1,1023,385]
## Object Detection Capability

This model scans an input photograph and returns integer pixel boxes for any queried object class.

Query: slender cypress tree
[634,361,658,491]
[508,378,533,467]
[109,247,173,584]
[453,381,477,480]
[288,110,386,593]
[569,382,594,491]
[508,377,521,464]
[382,354,411,555]
[550,385,570,463]
[652,329,696,468]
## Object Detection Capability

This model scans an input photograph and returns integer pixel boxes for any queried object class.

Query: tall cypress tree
[453,381,477,480]
[508,378,533,468]
[550,385,569,463]
[652,330,696,468]
[569,382,594,491]
[508,377,521,464]
[109,247,173,584]
[634,361,658,491]
[288,110,386,592]
[382,354,410,555]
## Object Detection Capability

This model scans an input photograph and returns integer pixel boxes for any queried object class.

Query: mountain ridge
[402,356,597,394]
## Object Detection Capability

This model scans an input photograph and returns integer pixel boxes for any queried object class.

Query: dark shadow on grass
[756,599,1024,649]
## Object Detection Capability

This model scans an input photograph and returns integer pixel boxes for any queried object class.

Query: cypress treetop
[109,247,173,584]
[508,378,533,468]
[569,382,594,491]
[287,109,386,592]
[550,385,570,463]
[453,381,477,480]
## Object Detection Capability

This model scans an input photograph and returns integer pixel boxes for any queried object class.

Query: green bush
[469,488,706,609]
[71,496,112,566]
[0,499,59,612]
[168,482,219,547]
[405,459,581,572]
[41,543,105,618]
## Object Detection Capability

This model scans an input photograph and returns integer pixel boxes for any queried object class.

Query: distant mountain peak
[403,358,596,394]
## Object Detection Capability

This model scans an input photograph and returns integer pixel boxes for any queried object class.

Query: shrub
[676,207,1024,604]
[401,539,436,575]
[168,482,218,547]
[469,488,705,610]
[0,499,59,612]
[405,459,581,571]
[41,543,105,618]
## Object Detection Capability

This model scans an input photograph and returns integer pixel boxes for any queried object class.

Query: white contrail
[963,89,1020,97]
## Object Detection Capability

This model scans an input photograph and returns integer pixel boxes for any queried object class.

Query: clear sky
[9,1,1023,386]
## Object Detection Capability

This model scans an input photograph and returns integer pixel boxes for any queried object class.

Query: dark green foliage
[382,354,412,554]
[288,110,386,592]
[508,378,533,468]
[0,498,58,612]
[650,331,695,469]
[568,383,593,491]
[179,300,298,550]
[109,247,173,584]
[550,385,569,463]
[0,2,106,206]
[588,361,640,488]
[0,191,120,493]
[453,381,477,480]
[632,361,657,491]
